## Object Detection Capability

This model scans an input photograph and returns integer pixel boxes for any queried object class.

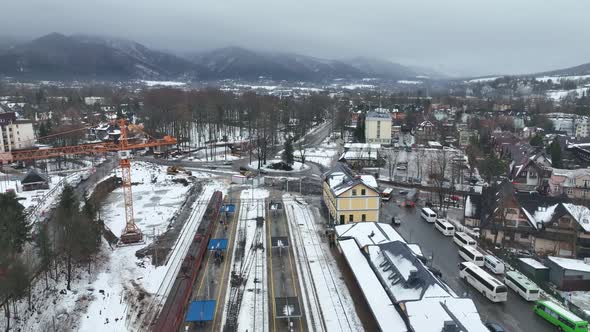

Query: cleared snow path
[283,194,364,332]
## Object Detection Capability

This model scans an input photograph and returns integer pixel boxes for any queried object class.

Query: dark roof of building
[372,241,451,303]
[21,169,48,185]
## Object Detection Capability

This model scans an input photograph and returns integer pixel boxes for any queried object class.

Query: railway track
[285,196,359,332]
[223,193,267,332]
[138,185,220,331]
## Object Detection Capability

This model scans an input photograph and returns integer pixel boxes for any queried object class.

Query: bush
[269,161,293,171]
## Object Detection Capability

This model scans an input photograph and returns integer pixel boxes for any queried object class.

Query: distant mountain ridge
[0,33,432,81]
[534,62,590,77]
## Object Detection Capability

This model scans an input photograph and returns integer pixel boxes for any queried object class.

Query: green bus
[533,300,588,332]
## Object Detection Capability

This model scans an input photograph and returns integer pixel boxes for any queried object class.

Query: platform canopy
[208,238,228,251]
[186,300,216,322]
[221,204,236,213]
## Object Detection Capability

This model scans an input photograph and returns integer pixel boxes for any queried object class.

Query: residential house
[365,112,392,145]
[322,164,380,225]
[549,168,590,201]
[510,152,553,193]
[339,143,382,168]
[21,169,49,191]
[546,256,590,291]
[414,121,437,145]
[480,183,590,258]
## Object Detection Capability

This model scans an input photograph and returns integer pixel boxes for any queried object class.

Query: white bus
[420,207,437,223]
[484,255,505,274]
[453,231,477,248]
[381,188,394,201]
[505,270,540,301]
[435,218,455,236]
[459,245,484,266]
[459,262,508,303]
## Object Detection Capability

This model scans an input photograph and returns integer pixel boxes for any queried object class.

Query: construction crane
[0,119,177,244]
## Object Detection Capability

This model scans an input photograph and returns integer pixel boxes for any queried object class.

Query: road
[380,196,553,332]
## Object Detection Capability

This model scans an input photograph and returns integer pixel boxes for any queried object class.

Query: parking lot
[380,193,553,332]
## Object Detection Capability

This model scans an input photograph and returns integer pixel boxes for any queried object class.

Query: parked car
[484,322,506,332]
[396,165,407,171]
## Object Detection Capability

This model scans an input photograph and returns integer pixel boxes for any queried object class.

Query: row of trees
[0,186,101,330]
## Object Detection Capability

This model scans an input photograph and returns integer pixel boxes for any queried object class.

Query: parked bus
[483,255,505,274]
[459,262,508,303]
[420,207,437,223]
[505,270,540,301]
[453,231,477,248]
[435,218,455,236]
[459,245,484,266]
[381,188,394,202]
[533,300,588,332]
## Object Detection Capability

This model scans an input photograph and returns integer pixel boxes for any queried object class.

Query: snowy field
[186,146,240,162]
[1,162,227,332]
[295,137,340,168]
[140,80,187,87]
[535,75,590,82]
[284,194,363,332]
[546,87,589,101]
[222,188,269,332]
[248,159,310,172]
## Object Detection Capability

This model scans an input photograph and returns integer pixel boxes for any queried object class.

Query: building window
[361,189,366,195]
[340,215,345,224]
[520,233,529,239]
[352,189,357,196]
[361,214,366,221]
[349,214,354,222]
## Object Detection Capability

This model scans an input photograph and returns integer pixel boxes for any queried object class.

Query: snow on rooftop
[335,222,405,248]
[548,256,590,273]
[519,258,549,270]
[563,203,590,232]
[338,239,408,332]
[405,298,489,332]
[360,175,377,189]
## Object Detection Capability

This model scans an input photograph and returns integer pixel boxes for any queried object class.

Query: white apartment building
[575,117,589,138]
[365,111,391,144]
[0,113,35,153]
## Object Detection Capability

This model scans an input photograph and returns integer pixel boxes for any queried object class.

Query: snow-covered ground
[284,194,363,332]
[222,188,269,332]
[295,137,340,168]
[397,80,423,85]
[535,75,590,82]
[466,76,500,83]
[1,162,227,332]
[248,159,310,172]
[140,80,187,87]
[186,146,240,162]
[546,87,589,101]
[561,291,590,318]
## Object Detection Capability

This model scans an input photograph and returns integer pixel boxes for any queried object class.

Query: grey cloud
[2,0,590,76]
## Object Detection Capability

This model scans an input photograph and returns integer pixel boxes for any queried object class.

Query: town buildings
[364,111,392,145]
[0,112,35,153]
[322,164,380,225]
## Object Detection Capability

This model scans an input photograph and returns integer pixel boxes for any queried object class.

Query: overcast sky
[3,0,590,77]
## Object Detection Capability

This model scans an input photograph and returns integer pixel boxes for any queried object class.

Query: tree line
[0,186,101,331]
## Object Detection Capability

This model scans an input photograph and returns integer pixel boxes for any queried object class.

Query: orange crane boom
[1,119,177,244]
